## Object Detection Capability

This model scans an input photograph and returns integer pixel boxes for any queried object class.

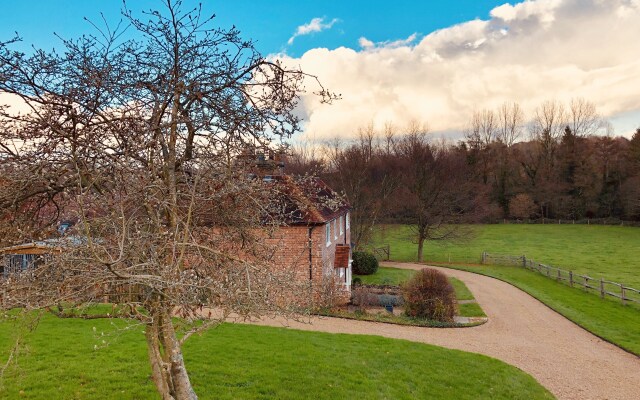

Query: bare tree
[568,97,601,137]
[529,100,567,159]
[465,109,497,149]
[397,133,478,262]
[0,2,335,399]
[496,102,524,147]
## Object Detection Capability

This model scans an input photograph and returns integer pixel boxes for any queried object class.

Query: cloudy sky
[1,0,639,139]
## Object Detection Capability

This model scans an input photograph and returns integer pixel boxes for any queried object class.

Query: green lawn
[458,302,486,318]
[372,224,640,289]
[449,277,474,301]
[354,267,485,318]
[354,266,415,286]
[0,314,553,399]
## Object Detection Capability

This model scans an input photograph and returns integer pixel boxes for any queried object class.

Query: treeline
[287,99,640,256]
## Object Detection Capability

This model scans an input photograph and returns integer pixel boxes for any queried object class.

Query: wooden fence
[481,252,640,307]
[366,244,390,261]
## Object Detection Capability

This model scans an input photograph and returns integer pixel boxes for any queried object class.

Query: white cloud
[276,0,640,139]
[358,37,374,49]
[359,33,419,50]
[288,17,339,45]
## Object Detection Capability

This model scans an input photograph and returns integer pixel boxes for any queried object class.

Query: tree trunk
[146,306,198,400]
[417,236,425,263]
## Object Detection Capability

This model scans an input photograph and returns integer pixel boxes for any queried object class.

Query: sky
[1,0,639,140]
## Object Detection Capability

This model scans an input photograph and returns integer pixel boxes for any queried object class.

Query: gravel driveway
[250,263,640,400]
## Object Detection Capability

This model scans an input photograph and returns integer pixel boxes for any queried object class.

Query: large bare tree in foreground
[0,2,334,399]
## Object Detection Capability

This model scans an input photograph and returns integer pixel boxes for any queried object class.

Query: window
[334,219,338,240]
[325,223,331,246]
[346,212,350,229]
[339,215,343,235]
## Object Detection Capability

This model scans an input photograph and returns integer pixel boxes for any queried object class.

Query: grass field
[0,314,552,399]
[354,267,485,318]
[372,224,640,289]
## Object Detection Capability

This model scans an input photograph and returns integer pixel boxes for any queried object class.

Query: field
[372,224,640,289]
[0,314,552,399]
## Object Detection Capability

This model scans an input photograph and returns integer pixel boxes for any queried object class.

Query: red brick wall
[209,212,353,306]
[265,210,352,305]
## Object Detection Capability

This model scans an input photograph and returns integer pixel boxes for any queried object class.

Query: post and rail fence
[365,244,390,261]
[481,252,640,307]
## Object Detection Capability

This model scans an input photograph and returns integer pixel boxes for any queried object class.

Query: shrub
[352,251,379,275]
[402,268,456,322]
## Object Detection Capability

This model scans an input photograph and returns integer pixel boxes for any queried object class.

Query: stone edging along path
[248,263,640,400]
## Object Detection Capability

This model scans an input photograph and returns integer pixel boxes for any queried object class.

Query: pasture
[0,314,552,399]
[372,224,640,289]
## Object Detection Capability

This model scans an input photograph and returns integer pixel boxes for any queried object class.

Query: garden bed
[344,266,487,327]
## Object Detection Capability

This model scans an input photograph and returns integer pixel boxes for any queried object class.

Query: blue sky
[1,1,639,139]
[0,1,507,56]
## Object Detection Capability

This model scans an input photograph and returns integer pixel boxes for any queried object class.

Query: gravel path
[250,263,640,400]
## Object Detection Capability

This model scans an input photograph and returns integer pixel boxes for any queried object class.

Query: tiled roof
[271,175,350,225]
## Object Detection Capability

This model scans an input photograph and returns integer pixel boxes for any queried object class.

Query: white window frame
[334,219,338,240]
[346,212,350,230]
[325,223,331,246]
[339,215,344,236]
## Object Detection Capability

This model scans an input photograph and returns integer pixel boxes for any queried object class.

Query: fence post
[569,271,573,287]
[522,255,526,268]
[621,285,626,305]
[557,269,561,281]
[482,251,486,264]
[600,278,605,299]
[386,244,390,261]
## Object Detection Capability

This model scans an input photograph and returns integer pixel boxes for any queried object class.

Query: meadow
[372,224,640,289]
[0,314,552,399]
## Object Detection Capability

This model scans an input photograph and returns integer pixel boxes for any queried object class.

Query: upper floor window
[334,219,338,239]
[325,223,331,246]
[346,212,350,230]
[339,215,344,235]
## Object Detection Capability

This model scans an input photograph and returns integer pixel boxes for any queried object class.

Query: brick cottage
[265,175,353,304]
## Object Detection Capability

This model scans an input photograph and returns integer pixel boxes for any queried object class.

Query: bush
[352,251,379,275]
[402,268,456,322]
